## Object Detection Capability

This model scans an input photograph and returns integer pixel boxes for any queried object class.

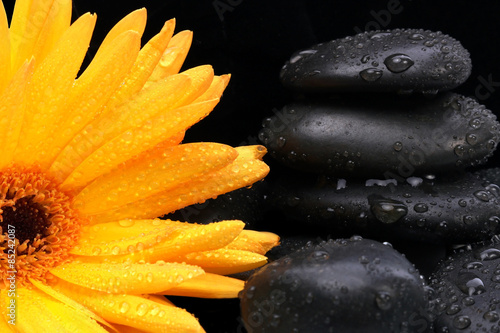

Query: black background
[4,1,500,332]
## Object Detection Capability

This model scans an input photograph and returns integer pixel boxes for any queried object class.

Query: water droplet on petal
[119,302,130,313]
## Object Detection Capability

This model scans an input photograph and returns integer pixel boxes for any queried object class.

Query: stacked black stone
[239,29,500,333]
[260,28,500,244]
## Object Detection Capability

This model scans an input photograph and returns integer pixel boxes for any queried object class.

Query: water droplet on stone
[488,216,500,231]
[393,141,403,151]
[458,199,467,207]
[456,272,486,295]
[369,195,408,224]
[469,118,482,129]
[375,291,392,310]
[361,54,371,63]
[466,133,478,145]
[384,54,414,73]
[453,315,471,329]
[276,136,287,148]
[309,250,330,262]
[463,215,474,225]
[414,203,429,213]
[483,310,500,322]
[454,145,465,157]
[360,68,383,82]
[477,248,500,261]
[408,33,425,40]
[446,304,461,315]
[474,190,491,202]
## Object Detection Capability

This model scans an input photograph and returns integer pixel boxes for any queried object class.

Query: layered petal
[73,142,238,215]
[161,273,244,299]
[87,145,269,222]
[147,30,193,85]
[52,279,205,333]
[51,261,205,294]
[13,12,98,166]
[174,248,268,275]
[2,287,107,332]
[9,0,72,73]
[71,220,245,264]
[0,2,10,92]
[0,60,33,168]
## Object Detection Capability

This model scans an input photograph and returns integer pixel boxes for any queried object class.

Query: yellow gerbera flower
[0,1,279,332]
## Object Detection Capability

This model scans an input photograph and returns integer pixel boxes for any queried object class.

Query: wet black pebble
[267,171,500,244]
[430,240,500,332]
[280,28,471,94]
[240,237,433,333]
[259,93,500,178]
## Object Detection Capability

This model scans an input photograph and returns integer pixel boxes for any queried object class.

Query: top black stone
[280,28,472,94]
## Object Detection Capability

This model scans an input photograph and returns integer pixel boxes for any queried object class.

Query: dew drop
[309,250,330,262]
[466,133,478,145]
[375,291,392,310]
[276,136,287,148]
[454,145,465,157]
[477,248,500,261]
[414,203,429,213]
[474,190,491,202]
[453,315,471,329]
[458,199,467,207]
[361,54,371,63]
[136,303,148,317]
[483,310,500,322]
[119,302,130,314]
[384,54,414,73]
[463,215,474,225]
[359,68,383,82]
[456,272,486,295]
[393,141,403,151]
[368,195,408,224]
[446,304,461,315]
[488,216,500,231]
[469,118,482,129]
[408,33,425,40]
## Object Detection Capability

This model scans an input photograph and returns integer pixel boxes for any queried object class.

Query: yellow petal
[2,286,108,332]
[50,73,191,184]
[98,8,147,52]
[88,145,269,222]
[73,220,245,265]
[69,219,192,256]
[160,273,244,299]
[51,261,205,294]
[0,291,15,331]
[0,1,10,92]
[10,0,72,72]
[74,143,237,215]
[59,97,221,191]
[0,60,33,169]
[107,18,176,110]
[176,248,268,275]
[37,29,141,173]
[52,279,205,333]
[29,278,115,331]
[147,30,193,84]
[227,230,280,255]
[192,74,230,104]
[13,13,97,166]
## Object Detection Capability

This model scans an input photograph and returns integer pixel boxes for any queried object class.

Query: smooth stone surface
[240,237,433,333]
[267,170,500,244]
[259,94,500,178]
[429,241,500,332]
[280,28,471,93]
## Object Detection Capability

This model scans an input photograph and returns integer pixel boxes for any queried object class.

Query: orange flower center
[0,166,82,287]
